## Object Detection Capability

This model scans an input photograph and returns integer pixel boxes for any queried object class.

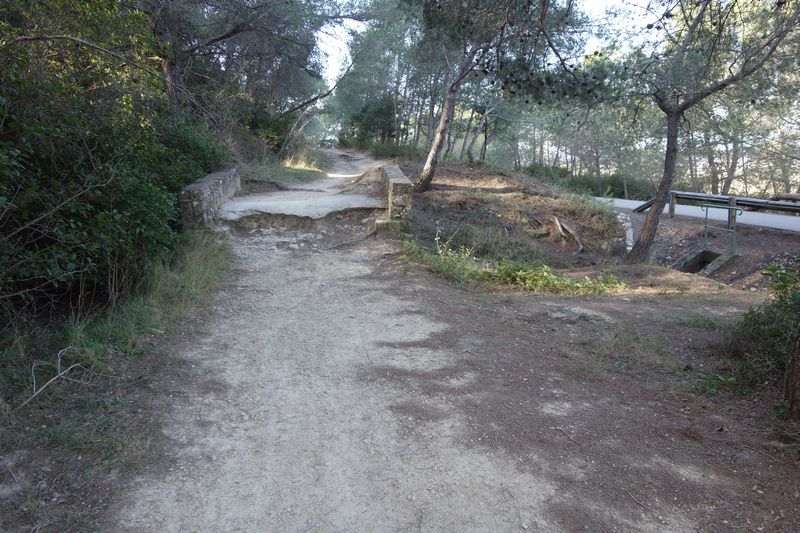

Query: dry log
[550,215,566,240]
[558,219,585,254]
[551,216,584,254]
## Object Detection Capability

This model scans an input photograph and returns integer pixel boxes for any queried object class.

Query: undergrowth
[728,261,800,389]
[1,230,230,410]
[1,230,230,529]
[240,148,330,186]
[403,229,624,295]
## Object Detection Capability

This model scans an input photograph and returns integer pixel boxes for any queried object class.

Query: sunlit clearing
[326,173,361,178]
[283,156,321,172]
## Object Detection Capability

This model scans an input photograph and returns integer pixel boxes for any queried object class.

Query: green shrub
[525,162,571,179]
[403,236,624,295]
[368,143,425,160]
[524,164,655,200]
[730,262,800,387]
[493,261,624,295]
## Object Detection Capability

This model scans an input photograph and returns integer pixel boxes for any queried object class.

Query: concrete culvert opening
[676,250,722,273]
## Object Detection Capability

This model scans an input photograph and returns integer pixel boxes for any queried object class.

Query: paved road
[597,197,800,233]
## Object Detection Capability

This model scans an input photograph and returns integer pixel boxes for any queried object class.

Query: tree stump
[785,337,800,420]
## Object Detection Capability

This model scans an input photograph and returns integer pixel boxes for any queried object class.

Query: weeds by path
[403,238,624,296]
[0,231,230,531]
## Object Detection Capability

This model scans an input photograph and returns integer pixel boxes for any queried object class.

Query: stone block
[180,167,240,227]
[382,164,413,219]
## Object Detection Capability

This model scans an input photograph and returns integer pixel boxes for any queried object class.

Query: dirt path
[108,152,799,532]
[222,149,384,220]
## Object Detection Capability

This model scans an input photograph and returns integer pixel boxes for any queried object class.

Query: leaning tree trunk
[626,111,681,263]
[785,336,800,421]
[415,81,460,192]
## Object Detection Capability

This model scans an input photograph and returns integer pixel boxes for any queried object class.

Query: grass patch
[694,371,739,396]
[72,231,229,359]
[1,230,230,404]
[403,236,624,295]
[675,313,725,330]
[597,324,675,372]
[432,222,548,265]
[546,191,620,241]
[240,148,331,186]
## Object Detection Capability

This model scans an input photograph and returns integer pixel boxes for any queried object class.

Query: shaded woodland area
[0,1,367,403]
[2,1,800,531]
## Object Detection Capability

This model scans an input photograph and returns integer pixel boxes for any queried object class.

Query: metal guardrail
[633,190,800,216]
[700,203,744,255]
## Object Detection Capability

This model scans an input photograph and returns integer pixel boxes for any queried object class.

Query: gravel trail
[110,152,560,532]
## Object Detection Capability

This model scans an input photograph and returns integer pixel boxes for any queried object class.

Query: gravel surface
[106,153,800,532]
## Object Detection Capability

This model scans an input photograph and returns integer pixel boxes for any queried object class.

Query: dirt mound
[404,162,623,269]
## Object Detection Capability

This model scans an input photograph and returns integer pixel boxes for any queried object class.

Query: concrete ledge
[180,167,240,227]
[382,165,413,219]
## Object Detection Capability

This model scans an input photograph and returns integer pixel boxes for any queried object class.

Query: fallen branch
[15,363,84,411]
[550,215,566,240]
[557,219,585,254]
[15,347,85,411]
[280,63,352,117]
[623,488,649,511]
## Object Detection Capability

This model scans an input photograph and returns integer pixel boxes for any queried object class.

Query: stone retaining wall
[382,164,413,219]
[180,167,240,227]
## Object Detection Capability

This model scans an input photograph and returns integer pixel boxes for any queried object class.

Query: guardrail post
[668,192,676,218]
[727,197,737,230]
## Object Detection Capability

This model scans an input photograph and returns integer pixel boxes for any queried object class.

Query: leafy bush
[368,143,426,160]
[0,108,228,315]
[730,262,800,386]
[525,162,571,179]
[524,164,655,200]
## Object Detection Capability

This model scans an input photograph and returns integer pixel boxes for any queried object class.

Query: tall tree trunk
[426,75,437,147]
[538,136,545,166]
[479,117,490,162]
[551,144,561,167]
[459,108,476,160]
[627,112,681,263]
[593,146,601,176]
[415,80,460,192]
[688,129,700,191]
[781,160,793,193]
[443,124,455,160]
[413,92,424,147]
[392,58,404,145]
[704,132,720,194]
[466,112,484,162]
[721,138,740,195]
